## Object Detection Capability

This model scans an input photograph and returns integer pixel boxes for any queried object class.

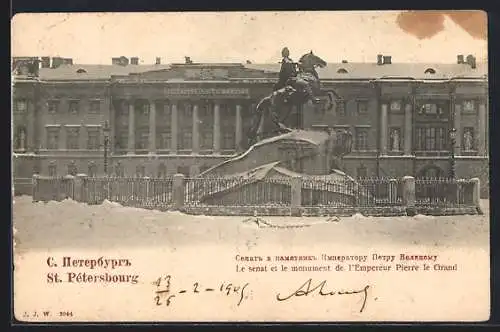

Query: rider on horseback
[274,47,320,104]
[273,47,297,103]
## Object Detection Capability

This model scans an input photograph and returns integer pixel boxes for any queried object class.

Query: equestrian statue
[246,47,341,146]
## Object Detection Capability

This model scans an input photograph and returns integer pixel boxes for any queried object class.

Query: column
[235,104,243,151]
[478,103,487,156]
[454,102,462,154]
[171,102,178,154]
[213,102,221,153]
[127,100,135,154]
[149,100,156,154]
[109,97,116,154]
[192,103,200,154]
[380,103,388,155]
[404,103,413,155]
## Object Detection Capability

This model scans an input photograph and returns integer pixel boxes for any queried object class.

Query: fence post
[32,174,40,202]
[471,177,482,214]
[173,173,185,210]
[402,176,416,216]
[389,178,397,204]
[291,176,302,216]
[75,174,88,203]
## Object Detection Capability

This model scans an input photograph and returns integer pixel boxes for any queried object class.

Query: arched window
[417,165,444,179]
[114,162,124,177]
[136,164,146,178]
[157,163,167,178]
[14,126,27,151]
[88,161,97,177]
[76,68,87,74]
[67,160,78,176]
[337,68,348,74]
[48,161,57,177]
[424,68,436,74]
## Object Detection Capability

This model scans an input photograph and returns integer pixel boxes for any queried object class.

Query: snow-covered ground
[13,196,489,252]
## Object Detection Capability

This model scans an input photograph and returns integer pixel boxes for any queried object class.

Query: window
[180,130,192,150]
[390,100,401,112]
[357,165,367,178]
[177,166,190,177]
[89,100,101,113]
[88,162,97,177]
[67,161,78,176]
[48,162,57,176]
[424,68,436,74]
[68,100,79,114]
[463,100,475,113]
[222,131,235,150]
[87,128,100,150]
[76,68,87,74]
[66,127,80,149]
[48,100,59,114]
[135,164,146,178]
[415,127,446,151]
[157,163,167,178]
[14,99,27,113]
[160,103,172,122]
[200,165,211,173]
[357,100,368,115]
[201,131,213,150]
[136,132,149,150]
[46,127,60,150]
[141,103,150,116]
[336,100,345,116]
[462,127,475,151]
[157,132,171,150]
[184,104,193,118]
[114,162,124,177]
[389,128,402,151]
[14,126,27,150]
[355,128,369,150]
[117,131,128,150]
[337,68,348,74]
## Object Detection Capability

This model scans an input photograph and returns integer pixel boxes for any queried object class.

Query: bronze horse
[247,51,341,145]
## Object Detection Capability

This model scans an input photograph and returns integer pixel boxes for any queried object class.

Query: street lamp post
[103,120,110,176]
[449,127,457,179]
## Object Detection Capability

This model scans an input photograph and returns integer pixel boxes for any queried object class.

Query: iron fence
[185,176,292,207]
[13,177,33,196]
[301,177,403,207]
[415,177,475,207]
[30,175,477,211]
[85,177,174,209]
[33,176,75,202]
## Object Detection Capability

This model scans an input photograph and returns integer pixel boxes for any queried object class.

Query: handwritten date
[153,275,250,307]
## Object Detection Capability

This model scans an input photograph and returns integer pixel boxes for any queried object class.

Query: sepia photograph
[12,10,489,322]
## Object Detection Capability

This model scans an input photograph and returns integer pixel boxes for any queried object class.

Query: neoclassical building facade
[12,55,488,194]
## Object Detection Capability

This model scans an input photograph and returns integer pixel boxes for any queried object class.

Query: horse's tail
[324,89,341,111]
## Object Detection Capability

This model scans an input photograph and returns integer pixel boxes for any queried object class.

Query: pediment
[117,63,278,81]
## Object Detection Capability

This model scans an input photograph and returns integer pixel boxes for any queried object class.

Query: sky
[11,11,487,65]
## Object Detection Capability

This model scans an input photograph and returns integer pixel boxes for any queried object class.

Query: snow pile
[352,212,368,220]
[414,214,434,220]
[12,196,490,251]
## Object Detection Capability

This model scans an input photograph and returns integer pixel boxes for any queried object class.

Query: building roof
[30,61,487,81]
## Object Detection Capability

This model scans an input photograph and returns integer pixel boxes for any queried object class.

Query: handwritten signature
[276,278,370,313]
[153,275,251,307]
